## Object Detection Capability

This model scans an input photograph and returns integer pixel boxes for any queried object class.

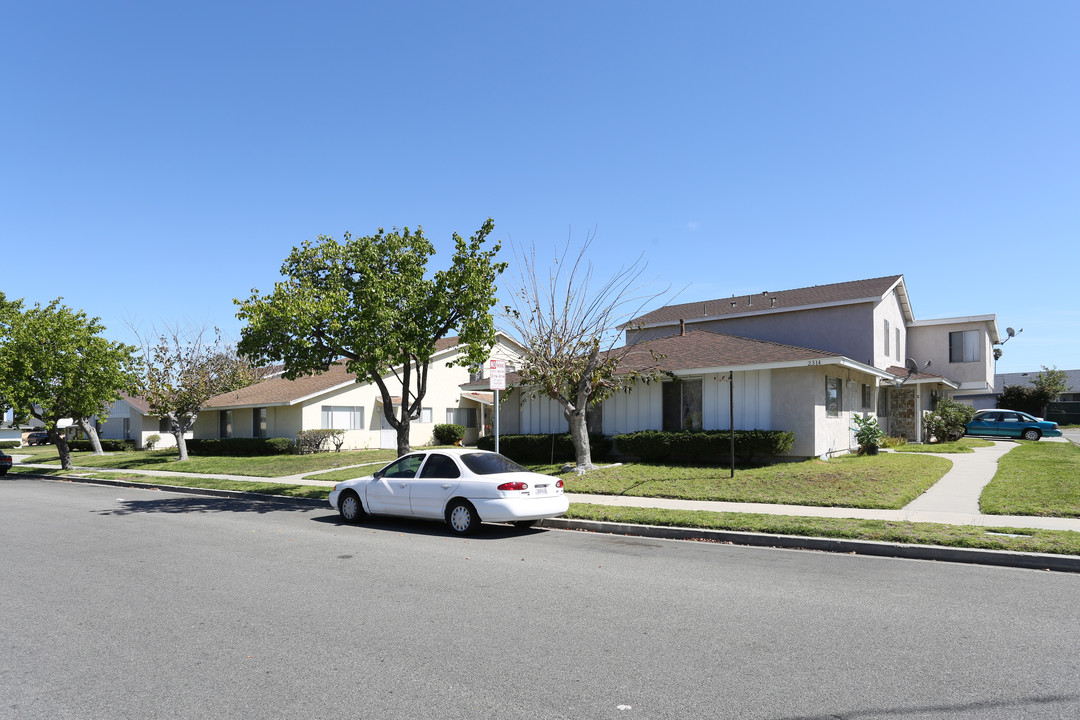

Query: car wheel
[1022,428,1041,441]
[446,500,479,536]
[338,491,364,522]
[513,520,539,529]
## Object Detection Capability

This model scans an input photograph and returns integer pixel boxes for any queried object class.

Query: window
[379,454,424,479]
[418,407,433,423]
[219,410,232,438]
[159,417,171,433]
[895,328,901,361]
[321,405,363,430]
[122,418,131,439]
[446,408,478,428]
[949,330,980,363]
[861,384,872,410]
[419,453,460,479]
[662,378,703,431]
[253,407,267,438]
[826,377,842,417]
[877,387,889,417]
[884,319,890,356]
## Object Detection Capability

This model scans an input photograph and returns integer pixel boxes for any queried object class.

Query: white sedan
[328,448,569,535]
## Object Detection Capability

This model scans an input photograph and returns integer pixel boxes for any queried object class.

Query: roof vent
[770,297,777,307]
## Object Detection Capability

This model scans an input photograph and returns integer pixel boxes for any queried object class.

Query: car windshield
[460,452,528,475]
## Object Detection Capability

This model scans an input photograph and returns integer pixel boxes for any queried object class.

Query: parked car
[26,431,50,446]
[0,450,12,475]
[329,448,569,535]
[964,409,1063,441]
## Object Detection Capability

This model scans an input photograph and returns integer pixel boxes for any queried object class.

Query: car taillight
[556,479,564,488]
[497,481,529,491]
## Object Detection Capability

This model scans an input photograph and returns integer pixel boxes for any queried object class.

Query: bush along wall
[68,439,137,452]
[433,424,466,445]
[614,429,795,465]
[476,433,613,464]
[185,437,295,456]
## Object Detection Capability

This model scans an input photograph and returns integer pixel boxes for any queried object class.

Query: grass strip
[564,503,1080,556]
[551,453,951,509]
[980,441,1080,517]
[889,438,995,453]
[29,448,397,477]
[10,464,330,500]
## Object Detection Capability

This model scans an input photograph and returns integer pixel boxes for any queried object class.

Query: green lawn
[890,438,996,454]
[545,453,951,509]
[980,441,1080,517]
[564,503,1080,556]
[27,447,397,477]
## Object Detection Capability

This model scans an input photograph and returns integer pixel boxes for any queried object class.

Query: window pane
[826,377,841,417]
[662,382,682,431]
[682,379,703,430]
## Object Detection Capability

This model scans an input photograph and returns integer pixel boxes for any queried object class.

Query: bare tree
[502,232,668,472]
[136,325,266,461]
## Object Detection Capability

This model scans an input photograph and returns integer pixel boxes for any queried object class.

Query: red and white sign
[489,359,506,390]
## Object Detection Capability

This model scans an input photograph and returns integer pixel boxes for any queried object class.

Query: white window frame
[949,330,980,363]
[826,377,842,418]
[321,405,364,430]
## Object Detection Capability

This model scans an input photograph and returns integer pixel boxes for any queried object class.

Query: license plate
[533,485,548,496]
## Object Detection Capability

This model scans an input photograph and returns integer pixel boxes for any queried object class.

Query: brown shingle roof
[614,330,837,373]
[204,337,462,409]
[629,275,904,327]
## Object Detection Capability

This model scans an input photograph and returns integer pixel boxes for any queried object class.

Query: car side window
[419,454,461,479]
[1001,412,1019,422]
[382,454,424,479]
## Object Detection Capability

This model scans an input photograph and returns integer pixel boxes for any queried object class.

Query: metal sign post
[489,359,506,454]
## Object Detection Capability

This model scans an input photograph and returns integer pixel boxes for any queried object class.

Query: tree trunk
[396,412,411,457]
[54,432,74,470]
[75,418,104,455]
[170,413,193,461]
[566,406,593,472]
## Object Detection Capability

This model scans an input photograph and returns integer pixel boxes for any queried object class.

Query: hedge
[614,429,795,464]
[68,439,136,452]
[476,433,613,463]
[185,437,295,456]
[0,440,20,449]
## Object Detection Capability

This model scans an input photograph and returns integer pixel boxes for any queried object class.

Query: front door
[380,410,396,449]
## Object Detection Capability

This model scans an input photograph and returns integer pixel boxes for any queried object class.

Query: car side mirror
[373,470,384,479]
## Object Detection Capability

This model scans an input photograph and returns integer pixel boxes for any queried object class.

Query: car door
[967,412,997,437]
[409,453,463,519]
[366,453,425,516]
[998,411,1024,438]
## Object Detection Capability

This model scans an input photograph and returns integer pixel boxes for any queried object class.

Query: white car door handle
[441,484,452,489]
[398,483,407,488]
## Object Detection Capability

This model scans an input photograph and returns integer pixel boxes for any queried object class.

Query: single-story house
[96,393,185,449]
[194,334,524,450]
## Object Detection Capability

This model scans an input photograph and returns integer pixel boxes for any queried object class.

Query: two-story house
[486,275,999,458]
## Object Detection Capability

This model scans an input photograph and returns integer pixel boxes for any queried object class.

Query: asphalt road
[3,477,1079,720]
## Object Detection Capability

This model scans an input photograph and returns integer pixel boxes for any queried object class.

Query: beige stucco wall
[907,319,995,394]
[872,289,907,370]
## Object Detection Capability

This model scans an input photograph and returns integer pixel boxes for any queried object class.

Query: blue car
[0,450,11,475]
[964,409,1062,441]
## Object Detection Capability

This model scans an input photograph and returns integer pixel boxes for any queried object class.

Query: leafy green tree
[235,219,504,456]
[1031,366,1072,417]
[923,398,977,443]
[997,384,1040,415]
[0,299,138,468]
[502,235,667,472]
[138,326,265,461]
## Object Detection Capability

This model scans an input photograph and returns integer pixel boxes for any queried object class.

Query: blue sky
[3,1,1077,376]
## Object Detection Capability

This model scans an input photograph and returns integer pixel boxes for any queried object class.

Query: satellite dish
[906,358,919,374]
[1006,327,1016,337]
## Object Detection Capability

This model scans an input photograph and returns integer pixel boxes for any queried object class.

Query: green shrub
[0,440,20,449]
[923,398,977,443]
[186,437,295,456]
[295,429,342,455]
[145,434,161,450]
[433,424,466,445]
[476,433,613,463]
[68,439,135,452]
[614,429,795,464]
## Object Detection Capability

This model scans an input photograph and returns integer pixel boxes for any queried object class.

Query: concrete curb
[29,472,1080,573]
[539,518,1080,573]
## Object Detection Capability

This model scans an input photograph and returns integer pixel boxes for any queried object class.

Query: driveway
[1062,427,1080,446]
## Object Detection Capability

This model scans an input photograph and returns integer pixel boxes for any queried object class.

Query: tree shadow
[774,693,1080,720]
[96,494,548,540]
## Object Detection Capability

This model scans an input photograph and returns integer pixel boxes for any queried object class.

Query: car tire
[1022,428,1041,441]
[338,491,364,523]
[513,520,539,529]
[446,500,479,536]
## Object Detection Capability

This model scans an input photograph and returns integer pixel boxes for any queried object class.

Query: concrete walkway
[11,439,1080,532]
